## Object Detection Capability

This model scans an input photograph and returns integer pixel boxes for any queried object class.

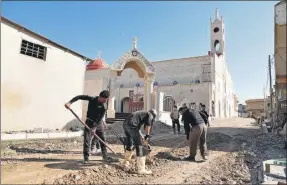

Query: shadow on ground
[2,152,121,171]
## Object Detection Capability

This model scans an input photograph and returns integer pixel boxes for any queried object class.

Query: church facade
[83,9,237,120]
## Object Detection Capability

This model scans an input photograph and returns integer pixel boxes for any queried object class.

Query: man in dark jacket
[179,106,208,162]
[200,105,210,127]
[65,90,114,163]
[122,109,157,175]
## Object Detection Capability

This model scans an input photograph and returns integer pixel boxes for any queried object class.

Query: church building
[83,9,237,120]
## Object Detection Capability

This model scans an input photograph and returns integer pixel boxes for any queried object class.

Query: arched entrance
[163,96,175,112]
[107,37,156,118]
[121,97,129,113]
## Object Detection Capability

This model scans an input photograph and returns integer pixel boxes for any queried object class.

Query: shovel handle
[168,140,186,153]
[68,108,118,156]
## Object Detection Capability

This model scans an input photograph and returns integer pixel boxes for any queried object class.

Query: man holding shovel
[65,90,115,164]
[179,106,208,162]
[122,109,157,175]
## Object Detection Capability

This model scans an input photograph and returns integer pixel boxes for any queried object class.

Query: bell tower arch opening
[210,8,225,56]
[107,37,156,118]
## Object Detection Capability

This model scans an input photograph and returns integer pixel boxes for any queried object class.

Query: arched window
[163,96,175,112]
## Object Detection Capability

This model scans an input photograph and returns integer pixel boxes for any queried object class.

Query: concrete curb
[1,131,84,141]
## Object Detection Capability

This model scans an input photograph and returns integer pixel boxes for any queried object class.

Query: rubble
[2,118,286,184]
[106,121,172,136]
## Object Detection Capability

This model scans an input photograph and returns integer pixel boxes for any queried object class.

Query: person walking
[170,106,181,134]
[179,106,208,162]
[122,109,157,175]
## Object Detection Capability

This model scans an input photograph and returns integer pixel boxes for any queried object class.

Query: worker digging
[63,90,212,174]
[179,105,208,162]
[64,90,117,163]
[122,109,157,175]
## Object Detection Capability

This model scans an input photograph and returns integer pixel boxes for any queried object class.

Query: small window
[20,40,47,60]
[213,27,219,33]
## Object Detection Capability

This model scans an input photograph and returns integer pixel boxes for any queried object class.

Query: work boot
[137,156,152,175]
[123,150,134,167]
[183,156,196,162]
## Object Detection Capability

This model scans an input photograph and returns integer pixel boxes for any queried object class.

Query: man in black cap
[122,109,157,175]
[65,90,115,163]
[179,106,208,162]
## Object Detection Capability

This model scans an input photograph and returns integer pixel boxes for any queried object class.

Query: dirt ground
[1,118,286,184]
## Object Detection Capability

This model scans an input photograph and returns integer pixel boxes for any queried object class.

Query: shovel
[68,108,118,156]
[158,140,186,158]
[108,126,128,152]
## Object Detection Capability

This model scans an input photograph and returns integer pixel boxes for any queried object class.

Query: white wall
[114,55,212,88]
[213,53,235,118]
[113,83,210,113]
[1,21,86,131]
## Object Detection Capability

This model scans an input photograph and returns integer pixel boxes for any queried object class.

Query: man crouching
[122,109,157,175]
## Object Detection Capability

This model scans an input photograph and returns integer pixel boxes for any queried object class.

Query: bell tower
[210,8,225,56]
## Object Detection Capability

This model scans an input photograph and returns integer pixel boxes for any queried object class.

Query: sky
[2,1,278,104]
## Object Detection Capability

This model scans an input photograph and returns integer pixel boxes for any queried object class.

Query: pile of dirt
[106,121,125,135]
[149,121,173,134]
[207,133,233,150]
[106,120,172,136]
[1,138,83,156]
[52,156,166,185]
[182,152,252,185]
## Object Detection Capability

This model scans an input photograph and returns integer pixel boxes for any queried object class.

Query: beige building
[274,0,287,120]
[1,16,92,132]
[245,99,265,118]
[83,9,237,121]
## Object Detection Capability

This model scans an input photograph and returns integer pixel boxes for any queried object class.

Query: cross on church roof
[215,8,219,20]
[98,50,102,59]
[132,36,137,49]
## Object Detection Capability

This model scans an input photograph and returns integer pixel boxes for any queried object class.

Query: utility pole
[263,86,266,116]
[268,55,274,128]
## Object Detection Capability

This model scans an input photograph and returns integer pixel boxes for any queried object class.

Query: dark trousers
[83,121,107,160]
[189,123,207,158]
[172,119,180,132]
[123,123,144,157]
[90,136,100,150]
